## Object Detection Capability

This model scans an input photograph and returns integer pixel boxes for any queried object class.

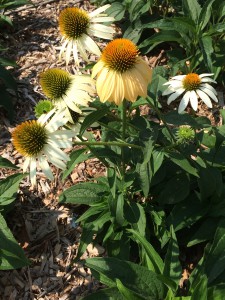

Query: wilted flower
[163,73,218,113]
[40,68,95,114]
[12,109,76,186]
[58,5,115,65]
[92,38,152,105]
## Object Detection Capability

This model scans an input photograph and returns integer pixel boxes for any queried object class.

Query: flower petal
[30,158,37,187]
[199,86,218,103]
[201,77,217,84]
[38,156,54,181]
[189,90,198,111]
[89,4,111,18]
[199,73,214,78]
[196,89,212,108]
[167,88,185,104]
[178,91,190,113]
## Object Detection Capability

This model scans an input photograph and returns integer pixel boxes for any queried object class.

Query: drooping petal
[44,144,70,161]
[201,83,217,95]
[199,86,218,102]
[90,17,115,23]
[178,91,190,113]
[81,34,101,56]
[30,158,37,187]
[167,88,185,104]
[189,90,198,111]
[196,89,212,108]
[38,155,54,181]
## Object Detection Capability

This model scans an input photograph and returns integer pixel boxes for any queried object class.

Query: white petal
[46,154,67,170]
[168,80,183,89]
[44,144,70,161]
[81,34,101,56]
[189,90,198,111]
[30,158,37,187]
[178,91,190,113]
[72,42,80,65]
[90,17,115,23]
[89,4,111,18]
[49,130,77,139]
[167,88,185,104]
[171,75,185,81]
[199,73,214,78]
[88,28,114,40]
[201,77,217,84]
[38,156,54,181]
[38,108,56,125]
[47,137,72,149]
[196,89,212,108]
[58,40,68,61]
[199,86,218,103]
[77,39,89,62]
[162,87,174,96]
[45,110,67,131]
[200,83,218,96]
[23,157,30,173]
[63,97,82,113]
[65,40,73,65]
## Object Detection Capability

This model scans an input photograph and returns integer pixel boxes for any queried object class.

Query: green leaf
[76,211,111,260]
[208,284,225,300]
[0,173,26,205]
[0,14,12,26]
[0,156,18,169]
[182,0,201,23]
[163,227,182,285]
[107,167,117,199]
[128,0,151,22]
[79,106,109,136]
[205,221,225,284]
[59,182,109,205]
[62,148,91,180]
[158,173,190,204]
[0,212,29,270]
[165,152,199,177]
[0,65,17,90]
[125,202,146,236]
[127,229,164,274]
[198,0,216,30]
[0,56,17,67]
[0,87,14,121]
[116,278,146,300]
[199,35,213,72]
[81,287,124,300]
[167,194,209,232]
[84,257,164,299]
[116,193,125,226]
[197,167,223,199]
[106,2,125,21]
[191,275,208,299]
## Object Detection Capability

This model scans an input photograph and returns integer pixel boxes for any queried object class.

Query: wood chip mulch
[1,1,224,299]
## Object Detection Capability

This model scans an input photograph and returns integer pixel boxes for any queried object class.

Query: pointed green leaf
[198,0,216,30]
[0,156,18,169]
[182,0,201,23]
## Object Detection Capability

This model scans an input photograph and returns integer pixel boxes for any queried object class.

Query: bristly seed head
[40,69,72,101]
[59,7,90,40]
[12,121,48,157]
[101,39,139,73]
[182,73,201,91]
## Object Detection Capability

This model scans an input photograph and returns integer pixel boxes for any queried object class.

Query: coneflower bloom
[163,73,218,113]
[40,68,95,114]
[58,5,115,65]
[92,38,152,105]
[12,109,76,186]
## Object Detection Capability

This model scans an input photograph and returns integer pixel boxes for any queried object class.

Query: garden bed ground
[0,0,224,299]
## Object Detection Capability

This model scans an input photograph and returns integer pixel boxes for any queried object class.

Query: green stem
[121,100,127,181]
[73,140,142,149]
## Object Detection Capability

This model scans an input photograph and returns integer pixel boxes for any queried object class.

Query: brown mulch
[1,0,224,299]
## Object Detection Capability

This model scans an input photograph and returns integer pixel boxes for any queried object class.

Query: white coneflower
[163,73,218,113]
[92,38,152,105]
[58,5,115,65]
[40,68,95,114]
[12,109,76,186]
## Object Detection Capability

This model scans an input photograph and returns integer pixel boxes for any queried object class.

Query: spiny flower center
[12,121,48,157]
[101,39,139,73]
[59,7,90,40]
[182,73,201,91]
[40,69,72,101]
